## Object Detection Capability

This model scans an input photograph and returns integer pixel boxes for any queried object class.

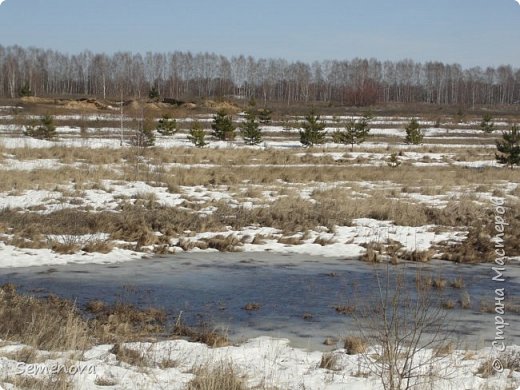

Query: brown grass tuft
[187,362,246,390]
[110,343,149,367]
[242,303,261,311]
[320,353,340,370]
[344,336,367,355]
[172,315,229,348]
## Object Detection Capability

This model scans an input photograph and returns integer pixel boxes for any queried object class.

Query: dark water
[1,252,519,350]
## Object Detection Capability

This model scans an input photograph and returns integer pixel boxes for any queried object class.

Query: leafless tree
[1,45,519,106]
[352,265,456,390]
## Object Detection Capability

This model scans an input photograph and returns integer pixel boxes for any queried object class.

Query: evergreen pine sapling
[496,125,520,168]
[333,114,371,150]
[258,108,272,125]
[132,118,155,148]
[240,110,262,145]
[211,110,236,141]
[299,110,326,147]
[19,83,33,97]
[156,114,178,136]
[387,153,401,168]
[148,86,160,101]
[24,115,57,140]
[188,121,208,148]
[480,114,495,133]
[404,118,423,145]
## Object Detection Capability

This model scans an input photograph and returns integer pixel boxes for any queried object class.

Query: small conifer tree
[148,86,160,101]
[240,110,262,145]
[132,118,155,148]
[156,114,177,136]
[496,125,520,168]
[188,121,207,148]
[24,115,57,140]
[387,153,401,168]
[211,110,236,141]
[405,118,423,145]
[480,114,495,133]
[19,83,33,97]
[333,114,371,150]
[258,108,272,125]
[299,110,326,147]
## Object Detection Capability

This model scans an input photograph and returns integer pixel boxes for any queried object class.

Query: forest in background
[1,45,519,106]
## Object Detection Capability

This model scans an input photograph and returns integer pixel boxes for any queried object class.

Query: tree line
[1,45,519,106]
[24,107,519,168]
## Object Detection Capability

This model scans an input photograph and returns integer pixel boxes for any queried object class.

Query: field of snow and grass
[0,102,519,389]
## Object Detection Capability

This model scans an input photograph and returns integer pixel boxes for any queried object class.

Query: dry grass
[94,377,118,386]
[400,249,434,262]
[0,284,178,357]
[3,371,72,390]
[460,291,472,309]
[187,362,247,390]
[1,192,511,261]
[334,305,356,315]
[441,299,456,310]
[1,141,519,261]
[243,303,262,311]
[0,284,90,351]
[202,234,242,252]
[450,277,465,289]
[172,315,229,348]
[344,336,367,355]
[477,358,496,378]
[90,302,167,343]
[434,342,455,357]
[1,346,40,364]
[319,353,340,371]
[110,343,150,367]
[432,277,447,289]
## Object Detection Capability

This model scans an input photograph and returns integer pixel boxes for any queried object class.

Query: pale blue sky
[0,0,519,66]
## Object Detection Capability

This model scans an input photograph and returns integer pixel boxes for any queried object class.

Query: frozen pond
[0,252,519,350]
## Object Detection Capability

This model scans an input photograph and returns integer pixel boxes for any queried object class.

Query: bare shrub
[353,266,454,390]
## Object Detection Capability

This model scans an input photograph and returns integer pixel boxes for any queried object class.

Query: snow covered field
[0,105,519,389]
[1,337,519,390]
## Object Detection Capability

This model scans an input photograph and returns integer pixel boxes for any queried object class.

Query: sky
[0,0,519,67]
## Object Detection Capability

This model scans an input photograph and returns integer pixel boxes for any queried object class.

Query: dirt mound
[64,99,109,110]
[125,100,142,111]
[20,96,56,105]
[182,102,197,109]
[202,99,240,112]
[21,96,111,111]
[145,102,172,110]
